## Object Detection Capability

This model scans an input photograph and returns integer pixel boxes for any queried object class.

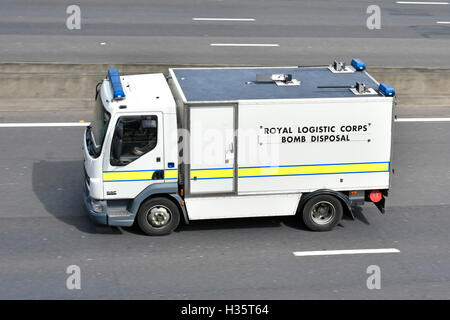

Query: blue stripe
[190,177,233,180]
[103,168,177,173]
[104,162,389,173]
[104,162,390,181]
[104,178,178,182]
[239,161,389,169]
[239,170,389,179]
[104,179,157,182]
[191,167,233,171]
[190,170,389,180]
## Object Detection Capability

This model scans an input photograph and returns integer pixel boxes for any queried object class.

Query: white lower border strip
[395,117,450,122]
[293,248,400,257]
[1,117,450,127]
[0,122,90,127]
[210,43,280,47]
[396,1,449,4]
[193,18,256,21]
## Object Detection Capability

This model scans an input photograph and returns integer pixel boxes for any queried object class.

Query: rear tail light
[369,190,383,203]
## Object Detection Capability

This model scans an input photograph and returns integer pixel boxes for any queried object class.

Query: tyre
[137,197,180,236]
[301,194,343,231]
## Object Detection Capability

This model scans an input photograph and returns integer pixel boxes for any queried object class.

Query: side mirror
[95,82,102,100]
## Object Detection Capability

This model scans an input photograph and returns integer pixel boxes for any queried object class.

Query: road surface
[0,0,449,66]
[0,107,449,299]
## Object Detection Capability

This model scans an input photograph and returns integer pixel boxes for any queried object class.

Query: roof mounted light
[317,81,377,95]
[328,60,354,73]
[108,68,125,100]
[333,60,346,72]
[378,83,395,96]
[351,58,366,71]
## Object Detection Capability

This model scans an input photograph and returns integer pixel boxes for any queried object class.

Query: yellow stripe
[190,168,233,179]
[239,163,389,177]
[104,163,388,181]
[165,170,178,179]
[103,170,178,181]
[189,163,389,180]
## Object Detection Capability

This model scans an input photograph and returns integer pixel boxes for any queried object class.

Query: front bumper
[83,182,108,225]
[83,182,136,227]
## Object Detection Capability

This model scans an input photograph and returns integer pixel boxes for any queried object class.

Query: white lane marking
[436,21,450,24]
[0,122,90,127]
[0,118,449,128]
[210,43,279,47]
[395,117,450,122]
[396,1,449,4]
[193,18,255,21]
[293,248,400,257]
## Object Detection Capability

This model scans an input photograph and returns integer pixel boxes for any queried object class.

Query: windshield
[87,94,111,158]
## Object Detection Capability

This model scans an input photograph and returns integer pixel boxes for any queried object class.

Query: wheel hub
[148,206,171,227]
[311,201,336,225]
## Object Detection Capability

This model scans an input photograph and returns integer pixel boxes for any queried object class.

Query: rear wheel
[137,197,180,236]
[301,194,343,231]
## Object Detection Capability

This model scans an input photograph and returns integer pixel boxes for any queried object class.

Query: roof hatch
[254,73,301,86]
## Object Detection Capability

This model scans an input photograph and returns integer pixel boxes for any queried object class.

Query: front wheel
[137,197,180,236]
[301,195,343,231]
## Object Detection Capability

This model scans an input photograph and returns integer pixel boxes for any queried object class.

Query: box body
[168,67,393,219]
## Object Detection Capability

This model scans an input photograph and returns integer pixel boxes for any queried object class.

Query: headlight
[90,199,104,213]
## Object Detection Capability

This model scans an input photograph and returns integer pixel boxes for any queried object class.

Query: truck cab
[83,69,181,233]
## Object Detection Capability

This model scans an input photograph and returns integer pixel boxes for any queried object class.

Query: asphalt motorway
[0,108,450,299]
[0,0,450,66]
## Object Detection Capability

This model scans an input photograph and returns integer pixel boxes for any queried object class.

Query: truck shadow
[32,160,371,235]
[281,207,370,230]
[178,217,286,232]
[351,206,371,225]
[32,160,121,235]
[176,207,370,233]
[121,216,286,236]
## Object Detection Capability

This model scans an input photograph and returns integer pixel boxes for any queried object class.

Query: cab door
[102,112,164,199]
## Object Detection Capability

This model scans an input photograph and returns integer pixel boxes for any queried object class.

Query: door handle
[225,142,234,162]
[229,142,234,153]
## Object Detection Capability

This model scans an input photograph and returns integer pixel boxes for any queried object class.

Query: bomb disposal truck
[82,59,395,235]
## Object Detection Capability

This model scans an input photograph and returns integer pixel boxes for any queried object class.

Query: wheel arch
[298,189,355,219]
[128,182,189,224]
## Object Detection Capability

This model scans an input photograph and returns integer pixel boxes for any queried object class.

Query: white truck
[82,59,395,235]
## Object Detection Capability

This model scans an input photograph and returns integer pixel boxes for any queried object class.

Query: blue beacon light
[108,68,126,100]
[378,83,396,96]
[351,58,366,71]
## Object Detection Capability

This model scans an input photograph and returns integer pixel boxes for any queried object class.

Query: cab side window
[110,115,158,166]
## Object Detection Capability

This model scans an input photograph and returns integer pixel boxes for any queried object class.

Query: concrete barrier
[369,68,450,109]
[0,63,449,111]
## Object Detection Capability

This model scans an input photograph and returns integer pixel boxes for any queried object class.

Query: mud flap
[374,197,386,214]
[299,189,355,220]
